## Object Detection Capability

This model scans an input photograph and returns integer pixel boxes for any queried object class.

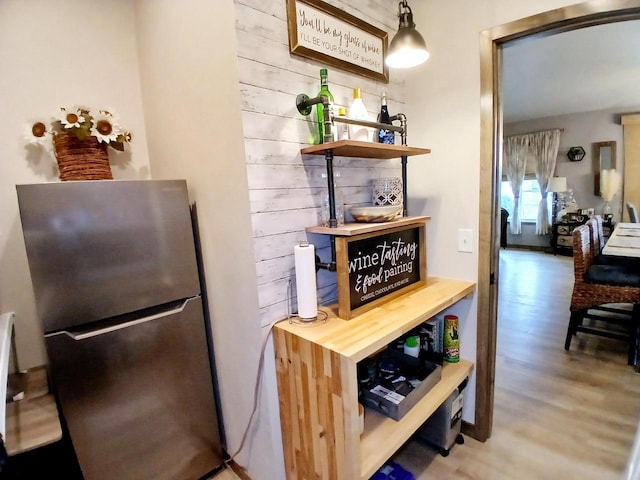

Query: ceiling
[502,19,640,124]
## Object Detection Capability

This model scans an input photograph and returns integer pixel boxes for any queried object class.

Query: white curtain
[503,135,528,234]
[530,129,561,234]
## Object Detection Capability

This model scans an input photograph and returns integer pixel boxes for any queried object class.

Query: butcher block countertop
[276,276,476,363]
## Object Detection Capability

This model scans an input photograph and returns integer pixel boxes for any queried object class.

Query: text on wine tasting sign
[286,0,389,82]
[335,224,426,319]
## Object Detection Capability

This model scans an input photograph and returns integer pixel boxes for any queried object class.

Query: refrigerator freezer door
[17,180,201,333]
[45,296,223,480]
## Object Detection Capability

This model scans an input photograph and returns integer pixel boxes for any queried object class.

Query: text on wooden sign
[347,227,421,310]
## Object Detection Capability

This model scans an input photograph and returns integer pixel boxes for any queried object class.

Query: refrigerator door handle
[50,297,197,341]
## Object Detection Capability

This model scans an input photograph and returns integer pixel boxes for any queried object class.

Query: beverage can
[443,314,460,363]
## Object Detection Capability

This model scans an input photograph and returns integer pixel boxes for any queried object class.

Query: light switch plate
[458,228,473,253]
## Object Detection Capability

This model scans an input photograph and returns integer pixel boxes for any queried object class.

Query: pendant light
[386,1,430,69]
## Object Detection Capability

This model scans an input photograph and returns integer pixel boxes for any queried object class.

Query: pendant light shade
[386,1,429,69]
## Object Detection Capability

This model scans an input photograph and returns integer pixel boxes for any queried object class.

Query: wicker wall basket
[53,133,113,181]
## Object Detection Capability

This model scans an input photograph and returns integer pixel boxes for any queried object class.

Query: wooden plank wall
[234,0,409,326]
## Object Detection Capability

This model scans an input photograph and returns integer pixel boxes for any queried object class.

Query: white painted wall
[132,0,280,477]
[403,0,588,422]
[0,0,150,370]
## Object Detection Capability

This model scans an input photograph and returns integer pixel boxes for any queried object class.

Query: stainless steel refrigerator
[16,180,224,480]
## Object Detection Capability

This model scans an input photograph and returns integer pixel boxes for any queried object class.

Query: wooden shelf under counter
[360,360,472,479]
[273,277,476,480]
[300,140,431,159]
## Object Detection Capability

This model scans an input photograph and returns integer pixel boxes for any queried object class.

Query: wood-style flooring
[391,248,640,480]
[213,467,243,480]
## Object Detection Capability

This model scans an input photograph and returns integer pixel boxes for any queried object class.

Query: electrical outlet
[458,228,473,253]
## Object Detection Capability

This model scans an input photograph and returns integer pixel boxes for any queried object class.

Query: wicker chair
[565,224,640,365]
[628,202,639,223]
[589,216,605,254]
[587,216,616,262]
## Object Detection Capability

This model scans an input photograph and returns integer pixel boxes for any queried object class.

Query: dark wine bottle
[377,92,395,144]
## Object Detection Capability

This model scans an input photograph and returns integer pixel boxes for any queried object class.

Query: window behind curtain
[501,177,552,223]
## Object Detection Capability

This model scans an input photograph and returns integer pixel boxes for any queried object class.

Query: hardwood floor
[391,248,640,480]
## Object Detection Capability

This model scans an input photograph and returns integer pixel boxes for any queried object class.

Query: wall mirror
[593,140,616,195]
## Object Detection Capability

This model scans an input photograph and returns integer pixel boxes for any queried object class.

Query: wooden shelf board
[300,140,431,159]
[275,277,476,363]
[306,216,430,236]
[5,366,62,456]
[359,360,474,480]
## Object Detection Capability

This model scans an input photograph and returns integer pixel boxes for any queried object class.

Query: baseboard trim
[503,244,548,252]
[461,420,487,442]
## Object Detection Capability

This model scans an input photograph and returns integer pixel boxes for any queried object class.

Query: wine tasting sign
[335,222,427,319]
[286,0,389,83]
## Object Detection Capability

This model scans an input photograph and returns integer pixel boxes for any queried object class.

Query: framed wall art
[286,0,389,83]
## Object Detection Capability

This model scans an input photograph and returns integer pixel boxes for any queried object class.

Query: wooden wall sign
[335,223,427,319]
[286,0,389,83]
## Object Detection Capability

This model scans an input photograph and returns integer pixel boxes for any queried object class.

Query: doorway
[475,0,640,442]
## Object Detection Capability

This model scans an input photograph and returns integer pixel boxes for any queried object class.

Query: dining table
[603,222,640,257]
[601,222,640,372]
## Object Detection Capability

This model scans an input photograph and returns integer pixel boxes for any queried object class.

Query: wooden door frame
[474,0,640,442]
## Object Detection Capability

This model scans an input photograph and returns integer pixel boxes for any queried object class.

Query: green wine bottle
[316,68,335,144]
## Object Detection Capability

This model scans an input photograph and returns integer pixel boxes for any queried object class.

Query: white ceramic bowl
[349,205,402,223]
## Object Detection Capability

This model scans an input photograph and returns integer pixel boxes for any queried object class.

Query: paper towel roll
[294,242,318,320]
